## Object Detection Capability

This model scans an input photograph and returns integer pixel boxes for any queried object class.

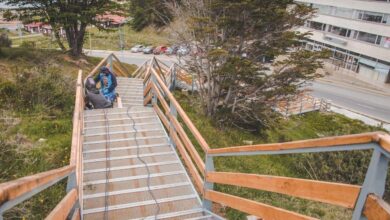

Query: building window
[333,7,354,19]
[356,31,381,45]
[357,11,385,23]
[308,21,326,31]
[328,25,351,37]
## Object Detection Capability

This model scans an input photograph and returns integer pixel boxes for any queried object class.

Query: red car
[153,45,168,55]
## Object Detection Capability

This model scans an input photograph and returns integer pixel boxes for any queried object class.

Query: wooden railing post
[169,101,177,148]
[203,155,215,210]
[352,148,389,220]
[108,54,113,72]
[171,64,176,91]
[151,74,158,105]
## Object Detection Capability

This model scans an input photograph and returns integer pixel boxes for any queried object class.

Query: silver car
[130,45,144,53]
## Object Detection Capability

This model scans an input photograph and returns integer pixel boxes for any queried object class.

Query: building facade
[296,0,390,84]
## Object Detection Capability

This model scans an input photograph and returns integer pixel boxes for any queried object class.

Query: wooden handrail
[363,194,390,220]
[86,53,110,79]
[205,190,316,220]
[0,165,75,205]
[45,189,78,220]
[145,80,206,175]
[112,53,130,76]
[207,132,390,155]
[207,172,361,208]
[70,70,83,166]
[151,68,210,152]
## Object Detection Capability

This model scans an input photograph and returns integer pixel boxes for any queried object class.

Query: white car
[130,45,144,53]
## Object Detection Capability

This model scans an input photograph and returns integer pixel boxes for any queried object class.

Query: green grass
[0,48,136,219]
[174,91,384,220]
[85,25,170,50]
[9,25,170,51]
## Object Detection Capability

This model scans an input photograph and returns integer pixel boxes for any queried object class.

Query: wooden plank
[151,68,210,152]
[208,132,385,155]
[143,82,152,97]
[378,133,390,153]
[0,165,75,205]
[151,83,170,113]
[364,194,390,220]
[205,190,316,220]
[153,104,170,129]
[70,70,83,165]
[168,114,205,175]
[144,94,152,106]
[171,131,204,193]
[207,172,361,208]
[71,208,80,220]
[133,60,148,78]
[45,189,78,220]
[117,97,123,108]
[113,62,126,77]
[112,53,130,76]
[143,60,154,84]
[86,54,110,79]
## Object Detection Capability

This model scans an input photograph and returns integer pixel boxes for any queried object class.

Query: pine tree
[3,0,120,57]
[166,0,330,130]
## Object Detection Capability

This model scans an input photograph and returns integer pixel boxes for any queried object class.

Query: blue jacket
[94,71,117,93]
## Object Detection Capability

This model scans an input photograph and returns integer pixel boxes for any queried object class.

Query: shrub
[0,65,75,116]
[20,41,36,48]
[0,33,12,47]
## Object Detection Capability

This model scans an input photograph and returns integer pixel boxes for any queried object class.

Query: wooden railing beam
[0,165,75,206]
[205,190,317,220]
[151,68,210,152]
[208,132,389,155]
[207,172,361,208]
[45,189,78,220]
[363,194,390,220]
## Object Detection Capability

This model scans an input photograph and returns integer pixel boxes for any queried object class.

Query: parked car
[153,45,168,55]
[143,46,155,54]
[165,45,178,55]
[130,45,144,53]
[177,46,190,56]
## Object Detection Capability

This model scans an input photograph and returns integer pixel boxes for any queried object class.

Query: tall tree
[129,0,175,31]
[3,0,120,57]
[166,0,329,130]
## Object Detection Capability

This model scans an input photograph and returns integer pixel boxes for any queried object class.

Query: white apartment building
[296,0,390,84]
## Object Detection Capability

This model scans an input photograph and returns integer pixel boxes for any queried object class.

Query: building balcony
[310,14,390,37]
[296,0,390,14]
[298,27,390,62]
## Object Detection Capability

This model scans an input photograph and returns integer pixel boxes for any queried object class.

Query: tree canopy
[129,0,175,31]
[2,0,121,57]
[166,0,329,130]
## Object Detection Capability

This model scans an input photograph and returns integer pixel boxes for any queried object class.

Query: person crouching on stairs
[94,66,118,102]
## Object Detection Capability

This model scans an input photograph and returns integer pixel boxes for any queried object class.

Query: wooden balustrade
[45,189,78,220]
[140,56,390,220]
[363,194,390,220]
[207,132,389,155]
[0,69,85,220]
[205,190,316,220]
[206,172,361,208]
[0,165,75,206]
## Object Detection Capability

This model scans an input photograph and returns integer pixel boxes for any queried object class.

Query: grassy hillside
[0,48,136,219]
[174,92,385,220]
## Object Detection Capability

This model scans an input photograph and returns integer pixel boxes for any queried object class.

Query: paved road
[309,81,390,122]
[85,49,178,66]
[86,49,390,122]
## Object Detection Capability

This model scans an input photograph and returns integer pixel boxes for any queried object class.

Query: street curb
[316,78,390,97]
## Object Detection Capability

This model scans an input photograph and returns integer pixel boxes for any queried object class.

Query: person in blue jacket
[94,66,117,102]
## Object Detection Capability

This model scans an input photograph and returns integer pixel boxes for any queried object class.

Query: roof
[24,22,43,28]
[96,14,126,24]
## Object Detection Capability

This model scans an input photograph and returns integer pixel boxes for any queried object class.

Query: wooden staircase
[81,77,218,219]
[2,54,390,220]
